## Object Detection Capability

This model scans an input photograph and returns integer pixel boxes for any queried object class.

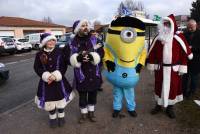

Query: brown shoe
[88,111,97,122]
[79,113,87,124]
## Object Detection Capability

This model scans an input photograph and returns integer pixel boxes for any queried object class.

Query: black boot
[88,111,97,122]
[98,88,103,92]
[112,110,120,118]
[49,119,57,128]
[58,118,65,127]
[79,113,87,124]
[151,105,162,115]
[166,105,176,119]
[128,110,137,117]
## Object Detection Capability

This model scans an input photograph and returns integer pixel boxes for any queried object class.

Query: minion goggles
[108,16,145,43]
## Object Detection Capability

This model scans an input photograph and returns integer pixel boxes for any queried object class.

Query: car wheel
[9,51,15,55]
[35,44,40,50]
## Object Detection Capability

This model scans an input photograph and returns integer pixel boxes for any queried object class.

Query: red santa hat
[162,14,193,60]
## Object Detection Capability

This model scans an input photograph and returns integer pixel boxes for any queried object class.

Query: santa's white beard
[158,26,173,44]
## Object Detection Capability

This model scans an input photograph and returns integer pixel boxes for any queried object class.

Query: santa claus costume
[147,14,193,118]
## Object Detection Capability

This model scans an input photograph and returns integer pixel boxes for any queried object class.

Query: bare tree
[117,2,125,16]
[42,16,53,23]
[124,0,144,11]
[93,20,101,26]
[117,0,149,18]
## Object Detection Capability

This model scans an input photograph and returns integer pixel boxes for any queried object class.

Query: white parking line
[5,61,18,65]
[5,58,33,65]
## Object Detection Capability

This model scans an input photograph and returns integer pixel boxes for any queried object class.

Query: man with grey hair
[182,19,200,98]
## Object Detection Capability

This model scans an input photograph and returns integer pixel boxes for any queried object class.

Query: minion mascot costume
[104,16,147,118]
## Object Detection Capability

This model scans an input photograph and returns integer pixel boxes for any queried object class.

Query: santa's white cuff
[188,53,193,60]
[42,71,51,82]
[178,65,187,74]
[148,63,160,71]
[70,53,81,68]
[51,70,62,82]
[90,52,100,65]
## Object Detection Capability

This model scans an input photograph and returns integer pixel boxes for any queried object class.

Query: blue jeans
[113,87,136,111]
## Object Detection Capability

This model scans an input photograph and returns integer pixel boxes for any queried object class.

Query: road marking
[5,58,34,65]
[0,99,34,118]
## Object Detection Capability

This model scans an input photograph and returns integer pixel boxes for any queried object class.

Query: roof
[0,16,66,28]
[94,24,109,31]
[136,17,160,26]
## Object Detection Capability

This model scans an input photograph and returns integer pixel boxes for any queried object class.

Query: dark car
[0,63,9,84]
[0,37,16,55]
[55,33,71,49]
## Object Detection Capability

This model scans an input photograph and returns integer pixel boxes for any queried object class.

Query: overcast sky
[0,0,196,26]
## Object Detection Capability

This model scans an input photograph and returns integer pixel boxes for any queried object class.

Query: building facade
[0,16,67,38]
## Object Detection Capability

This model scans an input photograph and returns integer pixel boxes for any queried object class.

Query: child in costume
[34,33,74,128]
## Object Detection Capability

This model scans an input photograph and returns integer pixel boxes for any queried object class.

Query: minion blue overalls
[104,44,140,111]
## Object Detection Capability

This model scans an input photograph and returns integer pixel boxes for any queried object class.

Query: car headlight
[120,28,137,43]
[0,63,5,68]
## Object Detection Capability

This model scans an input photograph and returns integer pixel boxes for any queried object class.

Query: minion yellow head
[105,16,146,67]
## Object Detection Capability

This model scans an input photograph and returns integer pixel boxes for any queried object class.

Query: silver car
[0,37,16,55]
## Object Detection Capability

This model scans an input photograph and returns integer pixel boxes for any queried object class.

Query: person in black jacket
[182,19,200,98]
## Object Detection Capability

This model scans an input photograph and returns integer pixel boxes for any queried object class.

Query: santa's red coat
[147,14,193,107]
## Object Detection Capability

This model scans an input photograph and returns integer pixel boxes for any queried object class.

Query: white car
[13,38,32,52]
[24,33,41,50]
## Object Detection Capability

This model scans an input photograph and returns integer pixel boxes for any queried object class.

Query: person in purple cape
[34,33,75,128]
[67,19,104,123]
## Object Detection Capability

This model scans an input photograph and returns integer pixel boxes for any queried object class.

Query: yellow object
[104,26,147,68]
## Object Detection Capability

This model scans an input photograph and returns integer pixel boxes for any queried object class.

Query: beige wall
[14,28,24,38]
[0,26,66,38]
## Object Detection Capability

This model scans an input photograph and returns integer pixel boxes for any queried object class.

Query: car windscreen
[2,38,13,42]
[18,39,29,42]
[58,35,70,42]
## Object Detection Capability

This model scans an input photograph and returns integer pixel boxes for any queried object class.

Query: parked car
[55,33,71,49]
[24,33,41,50]
[13,38,32,52]
[0,63,9,84]
[0,37,16,55]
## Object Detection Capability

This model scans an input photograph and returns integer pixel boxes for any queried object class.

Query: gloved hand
[77,53,84,63]
[135,63,143,73]
[87,53,94,62]
[105,60,115,72]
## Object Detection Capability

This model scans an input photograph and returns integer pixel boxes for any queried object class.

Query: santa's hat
[161,14,178,34]
[72,19,92,35]
[40,33,57,47]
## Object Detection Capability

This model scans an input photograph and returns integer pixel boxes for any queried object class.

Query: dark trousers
[182,71,199,97]
[78,90,97,108]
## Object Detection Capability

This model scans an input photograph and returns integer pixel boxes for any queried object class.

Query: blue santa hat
[40,33,57,47]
